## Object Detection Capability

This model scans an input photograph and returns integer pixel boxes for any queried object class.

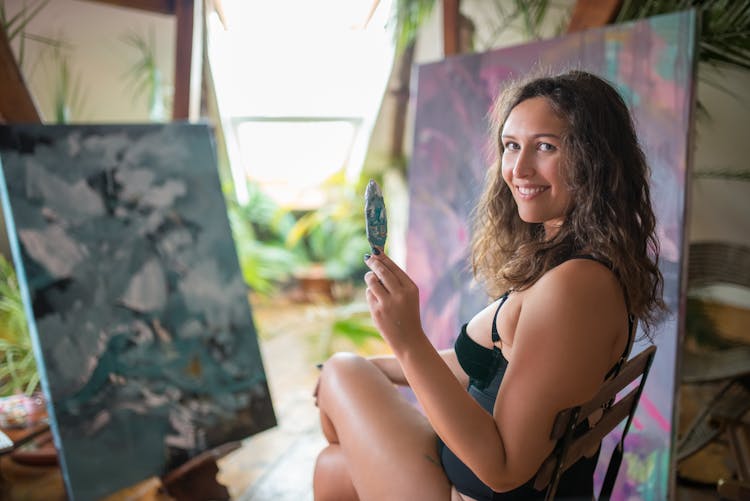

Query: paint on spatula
[364,179,387,249]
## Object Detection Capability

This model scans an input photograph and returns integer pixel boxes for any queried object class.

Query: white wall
[690,66,750,247]
[6,0,175,123]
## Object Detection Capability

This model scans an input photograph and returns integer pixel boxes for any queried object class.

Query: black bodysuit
[438,266,634,500]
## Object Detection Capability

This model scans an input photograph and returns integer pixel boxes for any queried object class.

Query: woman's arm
[368,349,468,387]
[364,253,627,491]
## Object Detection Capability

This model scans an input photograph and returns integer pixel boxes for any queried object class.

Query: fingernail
[372,247,381,255]
[364,253,371,261]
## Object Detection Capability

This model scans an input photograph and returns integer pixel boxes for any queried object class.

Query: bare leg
[314,352,452,501]
[313,444,359,501]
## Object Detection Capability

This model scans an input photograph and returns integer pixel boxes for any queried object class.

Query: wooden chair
[533,345,657,500]
[677,242,750,498]
[715,413,750,500]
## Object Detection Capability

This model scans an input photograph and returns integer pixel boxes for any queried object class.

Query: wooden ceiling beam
[80,0,176,16]
[566,0,623,33]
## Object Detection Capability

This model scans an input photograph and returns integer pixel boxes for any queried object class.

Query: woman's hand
[363,250,424,353]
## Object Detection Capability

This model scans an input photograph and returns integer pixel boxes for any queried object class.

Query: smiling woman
[499,97,570,235]
[312,71,666,500]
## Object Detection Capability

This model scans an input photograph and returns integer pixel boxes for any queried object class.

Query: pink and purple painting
[406,11,695,500]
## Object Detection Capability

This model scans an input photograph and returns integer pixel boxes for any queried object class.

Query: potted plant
[227,181,306,297]
[0,254,37,398]
[0,255,48,430]
[285,171,372,302]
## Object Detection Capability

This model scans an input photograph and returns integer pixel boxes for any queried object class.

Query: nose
[512,148,534,178]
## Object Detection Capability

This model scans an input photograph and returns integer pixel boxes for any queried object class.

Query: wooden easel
[159,442,241,501]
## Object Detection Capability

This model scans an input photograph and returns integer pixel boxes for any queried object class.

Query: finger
[366,255,402,292]
[364,271,388,298]
[374,252,414,287]
[365,286,380,308]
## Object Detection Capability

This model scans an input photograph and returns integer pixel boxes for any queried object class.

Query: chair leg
[717,478,750,501]
[724,420,750,482]
[715,417,750,501]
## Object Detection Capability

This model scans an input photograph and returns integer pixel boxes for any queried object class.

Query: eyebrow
[500,133,562,140]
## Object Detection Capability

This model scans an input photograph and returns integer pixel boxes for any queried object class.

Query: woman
[313,71,664,500]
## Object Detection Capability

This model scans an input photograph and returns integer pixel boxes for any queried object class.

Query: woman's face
[500,97,571,235]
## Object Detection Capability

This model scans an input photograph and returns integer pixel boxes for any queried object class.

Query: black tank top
[438,258,634,500]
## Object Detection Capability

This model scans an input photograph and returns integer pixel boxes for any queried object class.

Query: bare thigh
[317,352,453,501]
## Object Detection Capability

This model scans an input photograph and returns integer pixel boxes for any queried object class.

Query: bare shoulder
[529,258,625,315]
[514,258,629,390]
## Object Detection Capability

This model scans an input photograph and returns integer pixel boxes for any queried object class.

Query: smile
[516,185,549,198]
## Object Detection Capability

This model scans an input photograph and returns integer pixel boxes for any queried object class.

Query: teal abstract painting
[0,124,276,500]
[407,11,695,500]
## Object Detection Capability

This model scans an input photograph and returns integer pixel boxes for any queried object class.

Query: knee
[326,351,367,371]
[317,352,370,405]
[320,352,368,385]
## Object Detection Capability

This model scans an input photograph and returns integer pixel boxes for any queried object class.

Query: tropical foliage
[390,0,436,53]
[0,255,37,397]
[285,171,372,281]
[0,0,51,69]
[121,28,167,121]
[227,182,303,296]
[45,42,87,123]
[318,302,382,357]
[470,0,567,50]
[616,0,750,72]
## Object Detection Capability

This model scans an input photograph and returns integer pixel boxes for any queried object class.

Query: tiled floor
[218,294,376,501]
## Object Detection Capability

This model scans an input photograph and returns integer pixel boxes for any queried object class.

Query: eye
[538,142,557,152]
[503,141,520,152]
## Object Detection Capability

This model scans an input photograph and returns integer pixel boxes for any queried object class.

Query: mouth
[515,185,549,199]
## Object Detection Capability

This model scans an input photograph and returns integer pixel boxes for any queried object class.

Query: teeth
[517,186,546,195]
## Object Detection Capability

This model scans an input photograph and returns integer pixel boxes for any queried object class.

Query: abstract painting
[0,124,276,501]
[406,11,695,500]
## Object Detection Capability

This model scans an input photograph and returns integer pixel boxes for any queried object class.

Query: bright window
[207,0,395,208]
[234,118,360,207]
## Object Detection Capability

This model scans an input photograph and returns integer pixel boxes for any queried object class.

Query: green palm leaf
[617,0,750,72]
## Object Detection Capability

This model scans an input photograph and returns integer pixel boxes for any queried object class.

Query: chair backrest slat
[534,390,636,490]
[561,388,639,468]
[535,345,657,499]
[550,346,656,441]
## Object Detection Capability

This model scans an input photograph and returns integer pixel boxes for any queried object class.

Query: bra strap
[605,314,636,380]
[491,291,511,343]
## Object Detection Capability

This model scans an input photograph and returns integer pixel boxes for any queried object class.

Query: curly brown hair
[471,70,665,335]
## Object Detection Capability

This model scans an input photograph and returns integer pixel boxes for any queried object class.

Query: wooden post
[0,25,42,123]
[173,0,203,121]
[443,0,460,57]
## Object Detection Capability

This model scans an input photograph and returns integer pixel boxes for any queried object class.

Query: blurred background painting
[0,124,275,500]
